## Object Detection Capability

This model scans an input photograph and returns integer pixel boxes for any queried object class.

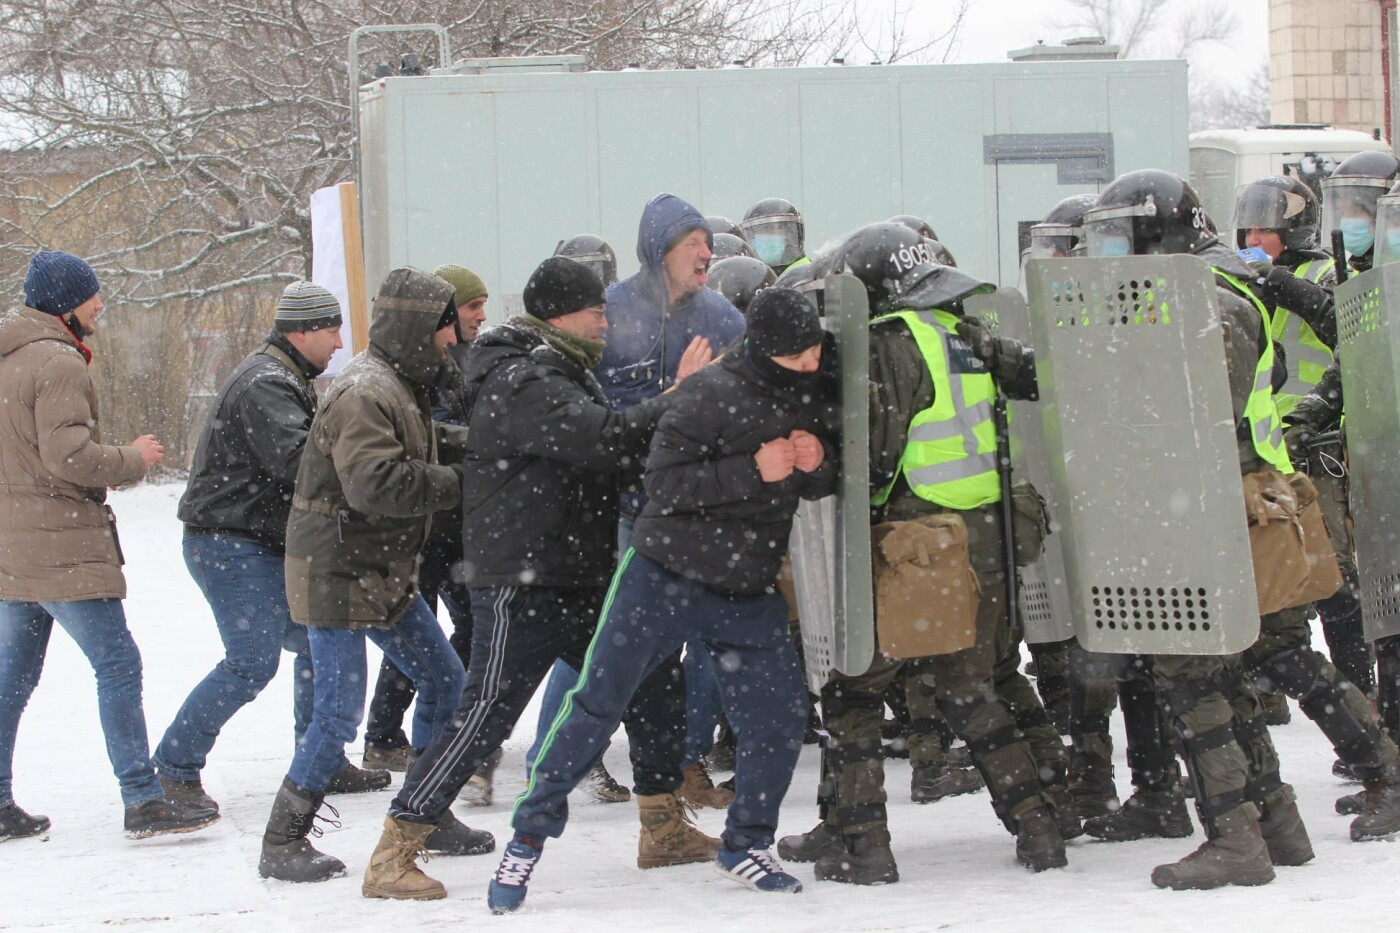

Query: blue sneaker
[714,845,803,893]
[487,837,542,914]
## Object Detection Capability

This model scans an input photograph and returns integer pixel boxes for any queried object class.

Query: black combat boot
[424,808,496,856]
[1084,788,1194,842]
[258,778,346,882]
[910,763,983,804]
[813,827,899,885]
[1150,822,1275,890]
[1014,806,1067,872]
[1067,749,1119,820]
[0,803,50,842]
[325,762,392,795]
[1350,762,1400,841]
[776,820,842,863]
[1258,799,1313,866]
[1336,790,1368,816]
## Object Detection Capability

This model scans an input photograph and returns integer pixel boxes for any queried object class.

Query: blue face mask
[752,234,788,266]
[1097,235,1132,257]
[1341,217,1375,256]
[1385,228,1400,260]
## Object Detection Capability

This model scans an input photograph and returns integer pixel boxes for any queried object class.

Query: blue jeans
[155,533,317,781]
[515,550,806,850]
[288,598,465,792]
[0,598,163,808]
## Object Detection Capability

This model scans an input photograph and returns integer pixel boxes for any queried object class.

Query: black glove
[956,315,998,368]
[1283,422,1314,463]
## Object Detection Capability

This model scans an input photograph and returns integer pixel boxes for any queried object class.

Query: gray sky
[856,0,1270,82]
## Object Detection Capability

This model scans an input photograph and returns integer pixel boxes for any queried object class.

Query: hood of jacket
[461,319,555,408]
[368,267,456,387]
[0,305,79,358]
[635,193,711,279]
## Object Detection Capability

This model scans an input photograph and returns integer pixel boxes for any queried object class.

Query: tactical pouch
[1282,472,1344,608]
[1241,469,1309,615]
[1010,481,1051,568]
[872,514,979,658]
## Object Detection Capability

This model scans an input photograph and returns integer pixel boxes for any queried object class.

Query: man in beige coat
[0,250,218,841]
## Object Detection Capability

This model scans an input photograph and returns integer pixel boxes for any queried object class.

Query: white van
[1189,125,1391,229]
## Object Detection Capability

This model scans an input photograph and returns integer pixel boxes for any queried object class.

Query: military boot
[813,826,899,885]
[776,820,842,863]
[258,778,346,883]
[579,759,631,803]
[1260,690,1292,726]
[424,808,496,855]
[361,816,446,900]
[678,761,733,810]
[1067,749,1119,820]
[1259,799,1314,866]
[1150,822,1275,890]
[363,743,411,772]
[636,793,720,869]
[910,763,983,804]
[1014,806,1067,872]
[1084,788,1194,842]
[458,747,502,808]
[1350,762,1400,841]
[1336,790,1368,816]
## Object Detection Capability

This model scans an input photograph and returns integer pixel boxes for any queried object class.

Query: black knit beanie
[745,287,822,357]
[523,256,606,320]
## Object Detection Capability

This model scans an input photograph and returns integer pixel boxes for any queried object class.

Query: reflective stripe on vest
[870,308,1002,509]
[1269,257,1335,417]
[1214,269,1294,475]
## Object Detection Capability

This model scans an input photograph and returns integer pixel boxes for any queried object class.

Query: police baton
[993,391,1018,634]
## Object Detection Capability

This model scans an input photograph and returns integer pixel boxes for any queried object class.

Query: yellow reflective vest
[1268,257,1335,418]
[870,308,1002,510]
[1213,269,1294,475]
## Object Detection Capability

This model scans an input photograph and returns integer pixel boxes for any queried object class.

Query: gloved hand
[956,315,999,368]
[1283,421,1315,463]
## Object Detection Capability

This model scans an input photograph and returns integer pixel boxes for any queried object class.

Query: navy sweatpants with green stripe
[514,549,808,851]
[388,584,686,825]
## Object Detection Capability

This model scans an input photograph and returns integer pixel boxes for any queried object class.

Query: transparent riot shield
[1024,256,1260,655]
[789,274,876,692]
[1334,264,1400,642]
[964,286,1075,646]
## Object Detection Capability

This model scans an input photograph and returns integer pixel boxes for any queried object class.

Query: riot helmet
[887,214,940,242]
[830,221,992,314]
[1028,193,1099,259]
[1082,169,1215,257]
[1231,175,1320,253]
[707,256,776,315]
[1372,179,1400,266]
[711,232,757,261]
[1320,150,1400,259]
[705,215,746,241]
[740,197,805,270]
[553,234,618,287]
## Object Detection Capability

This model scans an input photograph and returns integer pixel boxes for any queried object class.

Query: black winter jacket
[459,319,670,589]
[177,333,322,549]
[632,344,839,595]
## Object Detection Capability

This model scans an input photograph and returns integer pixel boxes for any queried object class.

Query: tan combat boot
[362,816,447,900]
[636,793,720,869]
[677,761,734,810]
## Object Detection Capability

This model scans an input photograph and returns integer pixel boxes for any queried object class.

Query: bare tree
[0,0,879,464]
[1191,63,1271,132]
[1055,0,1238,59]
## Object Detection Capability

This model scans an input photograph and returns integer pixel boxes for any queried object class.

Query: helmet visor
[740,218,803,267]
[1375,194,1400,267]
[1082,212,1139,257]
[1231,183,1309,233]
[1028,222,1080,260]
[1321,177,1389,245]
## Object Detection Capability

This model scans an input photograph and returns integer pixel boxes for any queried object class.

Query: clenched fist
[755,437,796,482]
[789,429,825,473]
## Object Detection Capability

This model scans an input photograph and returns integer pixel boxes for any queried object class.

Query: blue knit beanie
[24,250,101,317]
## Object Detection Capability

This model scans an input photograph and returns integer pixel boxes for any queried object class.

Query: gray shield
[964,286,1076,645]
[788,273,876,692]
[1024,255,1260,655]
[1334,264,1400,642]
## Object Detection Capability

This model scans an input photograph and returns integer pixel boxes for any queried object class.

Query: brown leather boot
[677,762,734,810]
[1150,822,1275,890]
[636,793,720,869]
[361,816,447,900]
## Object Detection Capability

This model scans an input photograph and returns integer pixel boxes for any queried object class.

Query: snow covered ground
[7,483,1399,932]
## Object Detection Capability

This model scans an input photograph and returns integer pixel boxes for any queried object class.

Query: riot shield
[964,286,1076,646]
[788,273,876,692]
[1024,255,1260,655]
[1334,264,1400,642]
